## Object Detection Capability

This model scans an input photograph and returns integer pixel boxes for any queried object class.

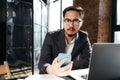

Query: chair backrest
[0,61,11,78]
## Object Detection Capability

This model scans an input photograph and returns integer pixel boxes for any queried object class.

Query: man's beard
[65,31,77,37]
[67,33,76,37]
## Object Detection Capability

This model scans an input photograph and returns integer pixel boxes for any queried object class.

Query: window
[48,0,73,31]
[33,0,48,74]
[114,31,120,43]
[117,0,120,25]
[48,0,61,31]
[111,0,120,42]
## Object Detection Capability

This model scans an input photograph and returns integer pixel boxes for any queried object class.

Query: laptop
[87,43,120,80]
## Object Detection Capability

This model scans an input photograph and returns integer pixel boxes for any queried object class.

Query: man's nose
[69,21,74,27]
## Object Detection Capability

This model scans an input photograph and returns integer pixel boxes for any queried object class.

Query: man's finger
[52,57,58,64]
[61,61,73,71]
[58,58,67,66]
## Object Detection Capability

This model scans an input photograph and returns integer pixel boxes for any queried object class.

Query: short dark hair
[63,6,84,19]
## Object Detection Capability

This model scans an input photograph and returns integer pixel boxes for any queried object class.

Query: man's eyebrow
[64,18,80,20]
[64,18,70,19]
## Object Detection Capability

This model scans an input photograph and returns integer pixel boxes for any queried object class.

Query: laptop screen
[88,43,120,80]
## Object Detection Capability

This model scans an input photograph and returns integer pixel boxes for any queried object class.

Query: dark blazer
[38,29,92,74]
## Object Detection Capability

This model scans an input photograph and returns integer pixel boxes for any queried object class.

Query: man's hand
[46,57,73,76]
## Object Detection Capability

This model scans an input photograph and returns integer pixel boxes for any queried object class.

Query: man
[38,6,92,76]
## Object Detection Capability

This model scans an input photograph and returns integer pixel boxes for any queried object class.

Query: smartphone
[58,53,71,66]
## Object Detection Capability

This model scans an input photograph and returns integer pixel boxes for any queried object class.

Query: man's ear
[80,20,84,26]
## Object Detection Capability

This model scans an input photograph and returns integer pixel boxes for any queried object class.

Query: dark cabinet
[0,0,48,79]
[0,0,6,65]
[6,1,33,65]
[0,0,33,79]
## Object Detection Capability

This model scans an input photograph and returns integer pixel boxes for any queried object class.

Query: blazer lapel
[57,30,66,53]
[71,33,84,59]
[71,31,86,59]
[71,39,80,59]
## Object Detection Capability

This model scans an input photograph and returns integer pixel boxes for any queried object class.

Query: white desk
[25,74,65,80]
[25,68,89,80]
[70,68,89,80]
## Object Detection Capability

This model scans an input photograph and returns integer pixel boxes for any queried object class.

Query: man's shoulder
[48,29,62,34]
[78,30,88,36]
[47,29,63,38]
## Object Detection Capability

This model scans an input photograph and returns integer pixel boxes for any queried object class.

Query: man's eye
[74,19,80,22]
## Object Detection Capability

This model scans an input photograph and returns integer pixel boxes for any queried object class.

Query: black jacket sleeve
[38,33,53,74]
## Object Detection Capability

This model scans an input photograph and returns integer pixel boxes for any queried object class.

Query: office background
[0,0,120,79]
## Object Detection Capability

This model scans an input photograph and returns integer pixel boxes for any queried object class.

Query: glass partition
[6,0,33,79]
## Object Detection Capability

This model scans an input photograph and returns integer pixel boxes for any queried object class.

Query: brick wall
[73,0,111,45]
[98,0,111,42]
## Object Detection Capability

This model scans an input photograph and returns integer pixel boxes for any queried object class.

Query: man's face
[63,11,83,37]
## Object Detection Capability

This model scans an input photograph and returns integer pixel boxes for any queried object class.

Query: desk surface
[25,68,89,80]
[69,68,89,80]
[25,74,65,80]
